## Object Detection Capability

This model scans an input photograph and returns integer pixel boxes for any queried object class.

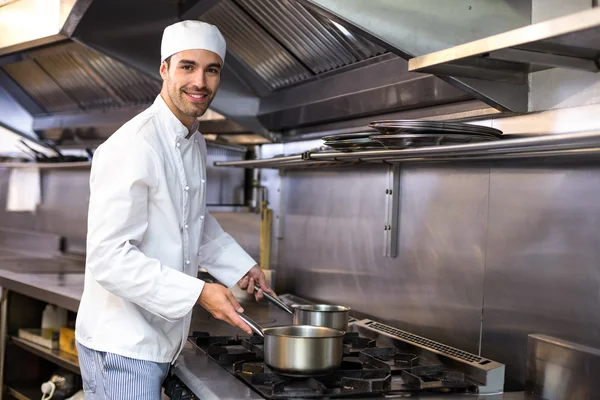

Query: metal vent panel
[202,0,311,90]
[236,0,387,74]
[201,0,387,91]
[1,42,161,115]
[77,48,162,106]
[3,61,79,113]
[363,321,487,365]
[36,53,118,110]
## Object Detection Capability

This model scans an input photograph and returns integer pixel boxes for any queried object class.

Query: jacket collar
[153,94,199,140]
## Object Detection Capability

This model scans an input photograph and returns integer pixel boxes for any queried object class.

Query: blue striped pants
[76,341,170,400]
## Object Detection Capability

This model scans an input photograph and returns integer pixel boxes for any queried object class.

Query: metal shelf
[10,336,80,375]
[7,385,39,400]
[408,7,600,82]
[214,131,600,169]
[0,162,91,169]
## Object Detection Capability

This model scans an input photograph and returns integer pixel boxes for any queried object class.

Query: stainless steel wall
[275,164,489,355]
[482,165,600,391]
[205,145,247,206]
[273,160,600,391]
[0,168,89,252]
[0,143,253,254]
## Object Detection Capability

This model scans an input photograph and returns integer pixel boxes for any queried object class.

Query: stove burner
[338,370,391,392]
[248,374,328,395]
[359,347,418,374]
[189,331,480,399]
[395,353,420,368]
[401,365,471,390]
[343,332,376,349]
[235,361,265,374]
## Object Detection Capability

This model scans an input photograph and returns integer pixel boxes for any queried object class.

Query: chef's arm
[198,211,256,287]
[86,138,203,322]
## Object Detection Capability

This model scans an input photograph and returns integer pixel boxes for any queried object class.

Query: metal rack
[408,7,600,83]
[214,131,600,169]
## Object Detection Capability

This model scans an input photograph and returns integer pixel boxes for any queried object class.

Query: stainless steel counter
[173,340,536,400]
[0,263,534,400]
[0,263,84,312]
[177,299,536,400]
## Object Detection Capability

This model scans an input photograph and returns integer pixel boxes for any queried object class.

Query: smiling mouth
[184,91,209,103]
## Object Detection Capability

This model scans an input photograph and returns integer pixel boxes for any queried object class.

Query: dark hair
[164,55,172,68]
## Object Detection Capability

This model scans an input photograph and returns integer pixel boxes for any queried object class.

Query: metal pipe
[379,148,600,163]
[215,155,303,166]
[214,131,600,169]
[214,155,344,168]
[308,131,600,161]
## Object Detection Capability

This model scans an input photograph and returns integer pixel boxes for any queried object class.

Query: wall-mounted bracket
[383,163,400,258]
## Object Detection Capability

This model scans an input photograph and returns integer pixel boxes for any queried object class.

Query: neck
[160,90,196,132]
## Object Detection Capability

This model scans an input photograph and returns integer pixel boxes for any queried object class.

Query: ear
[159,61,168,80]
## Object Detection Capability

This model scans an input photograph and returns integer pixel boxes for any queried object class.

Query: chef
[74,20,274,399]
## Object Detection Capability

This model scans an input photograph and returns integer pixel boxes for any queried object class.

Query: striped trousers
[76,341,170,400]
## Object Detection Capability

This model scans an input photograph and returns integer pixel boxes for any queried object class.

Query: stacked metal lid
[322,120,502,151]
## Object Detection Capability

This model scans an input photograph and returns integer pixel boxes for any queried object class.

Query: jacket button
[184,186,189,191]
[200,215,204,220]
[201,179,205,184]
[184,224,188,229]
[176,142,180,148]
[186,260,191,265]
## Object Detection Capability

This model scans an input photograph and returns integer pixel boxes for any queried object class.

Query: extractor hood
[3,0,558,146]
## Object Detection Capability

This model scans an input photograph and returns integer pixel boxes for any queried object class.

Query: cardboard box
[59,327,78,356]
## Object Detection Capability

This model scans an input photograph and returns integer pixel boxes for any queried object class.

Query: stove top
[188,330,482,399]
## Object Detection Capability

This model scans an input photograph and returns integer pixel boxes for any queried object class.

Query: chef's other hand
[197,283,252,335]
[238,265,276,302]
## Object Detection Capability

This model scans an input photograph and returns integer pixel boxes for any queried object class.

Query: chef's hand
[197,282,252,335]
[238,265,276,302]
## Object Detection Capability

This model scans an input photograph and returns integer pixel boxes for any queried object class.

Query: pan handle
[238,313,264,338]
[254,285,294,315]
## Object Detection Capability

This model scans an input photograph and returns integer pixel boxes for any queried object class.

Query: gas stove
[185,319,505,399]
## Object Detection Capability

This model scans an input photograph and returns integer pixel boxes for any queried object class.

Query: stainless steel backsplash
[273,162,600,391]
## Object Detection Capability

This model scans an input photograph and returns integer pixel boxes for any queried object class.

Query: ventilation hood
[2,0,562,147]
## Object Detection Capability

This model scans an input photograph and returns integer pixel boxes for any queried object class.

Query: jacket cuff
[149,268,205,321]
[199,233,256,288]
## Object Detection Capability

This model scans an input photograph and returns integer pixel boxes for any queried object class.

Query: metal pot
[238,314,345,376]
[292,304,350,331]
[257,287,351,331]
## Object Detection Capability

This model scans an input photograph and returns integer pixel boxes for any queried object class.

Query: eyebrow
[178,59,222,69]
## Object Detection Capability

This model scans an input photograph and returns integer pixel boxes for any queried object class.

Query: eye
[181,65,193,71]
[208,68,220,74]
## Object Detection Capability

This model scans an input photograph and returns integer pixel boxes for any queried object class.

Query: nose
[191,70,206,88]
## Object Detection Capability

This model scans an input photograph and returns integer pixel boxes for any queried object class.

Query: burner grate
[359,347,419,374]
[343,332,376,349]
[401,365,472,390]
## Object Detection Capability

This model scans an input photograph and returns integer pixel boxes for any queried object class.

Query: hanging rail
[214,131,600,169]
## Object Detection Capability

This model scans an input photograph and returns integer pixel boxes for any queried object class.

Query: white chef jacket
[75,94,256,363]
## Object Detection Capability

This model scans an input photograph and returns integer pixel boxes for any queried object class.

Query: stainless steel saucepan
[237,313,345,376]
[256,286,351,331]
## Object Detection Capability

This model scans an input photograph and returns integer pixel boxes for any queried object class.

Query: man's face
[159,49,222,124]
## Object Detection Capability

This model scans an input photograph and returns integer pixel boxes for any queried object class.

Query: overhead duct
[2,0,543,145]
[0,0,91,57]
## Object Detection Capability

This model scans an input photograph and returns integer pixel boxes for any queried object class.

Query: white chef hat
[160,20,226,64]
